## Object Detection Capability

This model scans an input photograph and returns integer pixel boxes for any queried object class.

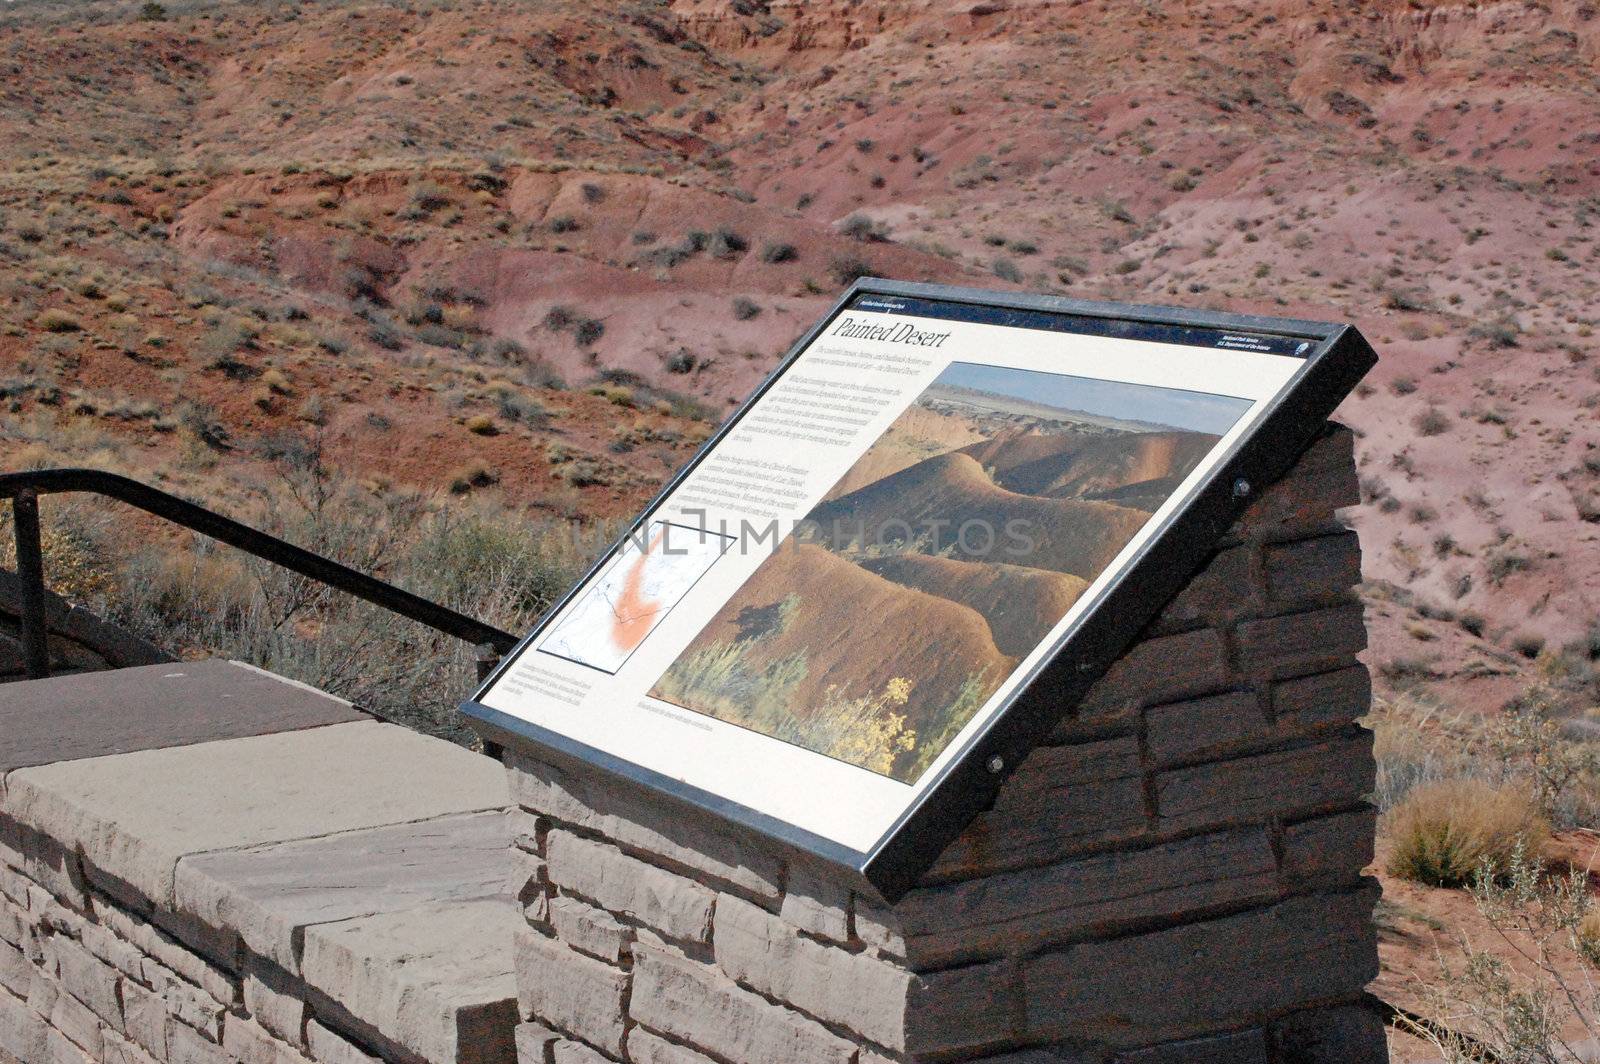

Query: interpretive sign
[463,279,1376,898]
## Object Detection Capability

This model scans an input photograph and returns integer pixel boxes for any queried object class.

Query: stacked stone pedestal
[500,423,1382,1064]
[0,661,521,1064]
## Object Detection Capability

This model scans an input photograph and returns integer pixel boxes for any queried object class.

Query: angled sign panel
[463,280,1376,899]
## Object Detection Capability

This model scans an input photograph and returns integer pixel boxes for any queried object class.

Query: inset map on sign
[538,521,734,675]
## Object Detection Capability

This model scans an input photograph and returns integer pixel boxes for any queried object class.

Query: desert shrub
[343,267,386,303]
[732,297,761,321]
[665,349,695,374]
[177,400,230,448]
[415,324,466,350]
[478,337,526,364]
[580,182,605,203]
[573,318,604,347]
[1383,284,1433,312]
[464,414,497,436]
[1099,197,1135,224]
[547,214,580,234]
[1489,685,1600,824]
[468,169,506,194]
[366,318,403,352]
[1580,910,1600,968]
[1391,375,1419,395]
[1403,850,1600,1062]
[1511,630,1546,659]
[1469,315,1522,349]
[496,392,548,426]
[1486,543,1532,584]
[260,369,292,396]
[1387,779,1548,888]
[408,302,446,327]
[829,256,873,286]
[563,459,609,487]
[408,181,452,213]
[36,310,82,333]
[641,239,698,270]
[543,305,576,332]
[1414,405,1452,437]
[760,241,798,264]
[707,227,748,259]
[992,257,1022,282]
[448,463,499,493]
[840,214,887,242]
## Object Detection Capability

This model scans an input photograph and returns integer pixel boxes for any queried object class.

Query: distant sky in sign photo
[936,361,1252,435]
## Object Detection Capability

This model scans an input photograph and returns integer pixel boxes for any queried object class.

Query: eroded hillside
[1,0,1597,709]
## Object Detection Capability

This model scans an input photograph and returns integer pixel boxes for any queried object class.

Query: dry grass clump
[1580,909,1600,968]
[35,308,82,332]
[1386,779,1549,888]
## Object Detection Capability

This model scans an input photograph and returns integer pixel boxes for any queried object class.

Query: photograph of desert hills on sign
[650,363,1249,782]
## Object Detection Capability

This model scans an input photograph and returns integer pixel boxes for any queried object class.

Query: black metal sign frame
[462,279,1376,900]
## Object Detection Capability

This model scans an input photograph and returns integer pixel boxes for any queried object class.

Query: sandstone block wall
[500,424,1384,1064]
[0,829,392,1064]
[1,666,520,1064]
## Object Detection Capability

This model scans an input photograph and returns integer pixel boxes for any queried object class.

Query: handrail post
[13,489,50,680]
[475,643,500,684]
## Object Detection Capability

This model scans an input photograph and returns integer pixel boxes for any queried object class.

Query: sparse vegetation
[992,258,1022,282]
[1,445,607,744]
[1414,406,1452,437]
[829,256,874,287]
[707,227,748,259]
[1387,779,1548,888]
[573,318,604,347]
[1406,850,1600,1063]
[759,241,799,264]
[36,309,82,333]
[1469,315,1523,349]
[840,214,888,242]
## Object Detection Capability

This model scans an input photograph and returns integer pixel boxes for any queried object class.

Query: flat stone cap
[0,658,367,772]
[2,718,508,906]
[0,659,517,1063]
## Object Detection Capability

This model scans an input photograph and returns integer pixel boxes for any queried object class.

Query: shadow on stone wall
[0,568,171,681]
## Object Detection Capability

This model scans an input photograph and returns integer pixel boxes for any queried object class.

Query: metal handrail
[1,468,518,681]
